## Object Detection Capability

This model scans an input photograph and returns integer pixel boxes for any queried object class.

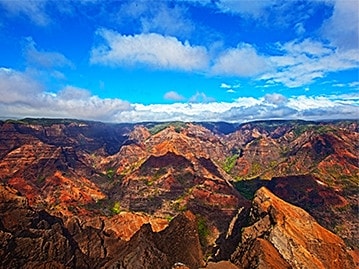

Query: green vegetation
[175,171,194,185]
[197,215,210,247]
[233,179,268,200]
[250,162,261,176]
[292,123,336,137]
[223,154,240,173]
[111,201,121,214]
[148,121,187,135]
[36,174,46,184]
[269,160,278,168]
[5,117,90,126]
[165,215,174,222]
[172,194,188,211]
[152,167,166,180]
[106,168,116,179]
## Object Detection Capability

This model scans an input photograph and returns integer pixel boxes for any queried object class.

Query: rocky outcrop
[0,183,205,269]
[0,183,90,268]
[105,211,204,269]
[234,174,359,248]
[230,187,358,269]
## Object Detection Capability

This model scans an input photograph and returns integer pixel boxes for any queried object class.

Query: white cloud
[117,94,359,123]
[261,39,359,87]
[25,38,73,69]
[89,27,356,89]
[321,0,359,50]
[57,86,91,100]
[164,91,185,101]
[264,93,288,105]
[220,82,240,93]
[0,0,49,25]
[220,83,231,89]
[294,22,305,35]
[118,1,194,39]
[189,92,215,103]
[91,30,209,71]
[287,95,336,110]
[0,68,43,103]
[1,69,358,123]
[0,68,131,121]
[212,43,269,76]
[281,39,333,57]
[220,82,240,89]
[216,0,273,18]
[349,81,359,88]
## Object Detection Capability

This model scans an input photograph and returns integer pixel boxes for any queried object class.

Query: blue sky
[0,0,358,122]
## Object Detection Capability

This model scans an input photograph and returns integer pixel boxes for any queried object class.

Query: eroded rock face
[0,184,90,268]
[231,187,358,269]
[0,184,205,269]
[106,211,205,269]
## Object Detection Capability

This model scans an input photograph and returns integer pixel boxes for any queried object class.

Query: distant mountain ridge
[0,118,358,268]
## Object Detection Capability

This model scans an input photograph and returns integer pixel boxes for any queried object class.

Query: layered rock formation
[0,183,90,268]
[230,187,358,269]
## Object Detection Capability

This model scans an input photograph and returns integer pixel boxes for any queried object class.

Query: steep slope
[0,183,90,268]
[234,174,359,248]
[227,121,359,184]
[230,187,358,269]
[104,211,204,269]
[0,183,205,269]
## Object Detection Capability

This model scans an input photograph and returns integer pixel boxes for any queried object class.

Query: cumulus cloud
[264,93,288,105]
[220,82,240,93]
[220,83,231,89]
[91,29,209,71]
[0,68,43,103]
[164,91,185,101]
[321,0,359,50]
[189,92,215,103]
[211,43,269,76]
[219,82,241,93]
[220,82,240,89]
[89,22,356,89]
[0,68,131,121]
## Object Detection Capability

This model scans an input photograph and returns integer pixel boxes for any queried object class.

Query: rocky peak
[128,125,151,143]
[104,211,205,269]
[231,187,358,269]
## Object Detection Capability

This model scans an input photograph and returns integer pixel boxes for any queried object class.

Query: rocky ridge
[230,187,357,269]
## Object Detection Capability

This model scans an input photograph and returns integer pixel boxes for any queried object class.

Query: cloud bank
[0,68,131,122]
[1,68,358,123]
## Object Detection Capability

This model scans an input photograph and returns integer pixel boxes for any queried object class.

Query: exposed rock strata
[230,187,358,269]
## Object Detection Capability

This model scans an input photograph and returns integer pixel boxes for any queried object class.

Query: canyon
[0,118,358,268]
